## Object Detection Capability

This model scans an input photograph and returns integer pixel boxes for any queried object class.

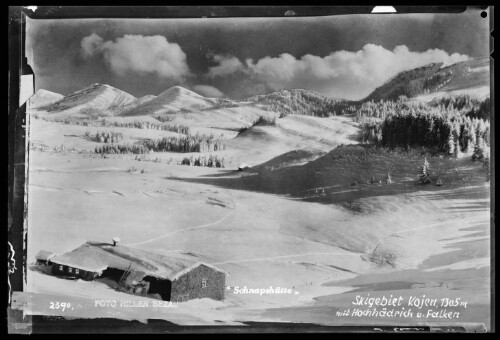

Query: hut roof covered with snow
[49,241,226,280]
[35,250,55,262]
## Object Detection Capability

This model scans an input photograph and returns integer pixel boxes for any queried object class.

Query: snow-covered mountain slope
[27,89,64,109]
[121,86,217,116]
[41,83,137,115]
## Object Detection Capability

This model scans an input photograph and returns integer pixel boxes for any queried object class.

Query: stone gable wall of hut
[171,265,225,302]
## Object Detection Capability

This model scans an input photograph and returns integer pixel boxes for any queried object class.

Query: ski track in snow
[126,190,235,247]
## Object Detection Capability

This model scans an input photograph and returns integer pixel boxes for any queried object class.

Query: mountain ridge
[40,83,137,114]
[120,85,217,116]
[32,57,490,119]
[244,88,351,118]
[363,57,490,102]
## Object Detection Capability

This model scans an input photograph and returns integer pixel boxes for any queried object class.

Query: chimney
[112,237,121,246]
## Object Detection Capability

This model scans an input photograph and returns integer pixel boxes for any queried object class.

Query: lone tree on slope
[385,172,392,184]
[418,157,431,184]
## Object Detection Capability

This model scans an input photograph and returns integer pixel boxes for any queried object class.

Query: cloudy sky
[26,8,490,100]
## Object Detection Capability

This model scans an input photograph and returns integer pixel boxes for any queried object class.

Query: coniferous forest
[142,134,225,153]
[356,96,490,161]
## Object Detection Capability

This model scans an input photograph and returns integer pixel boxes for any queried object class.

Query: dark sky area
[26,8,490,100]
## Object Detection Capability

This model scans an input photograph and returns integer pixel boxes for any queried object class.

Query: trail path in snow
[126,190,235,247]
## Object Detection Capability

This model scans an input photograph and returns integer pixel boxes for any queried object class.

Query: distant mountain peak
[170,85,188,91]
[159,85,204,98]
[38,83,136,114]
[89,83,111,88]
[120,85,215,116]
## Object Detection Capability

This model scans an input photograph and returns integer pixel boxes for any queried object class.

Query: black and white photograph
[8,6,494,333]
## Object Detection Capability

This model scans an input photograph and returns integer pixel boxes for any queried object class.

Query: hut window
[201,278,208,288]
[75,269,79,274]
[68,267,72,273]
[59,265,63,271]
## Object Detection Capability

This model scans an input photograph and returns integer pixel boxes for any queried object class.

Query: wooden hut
[46,241,226,302]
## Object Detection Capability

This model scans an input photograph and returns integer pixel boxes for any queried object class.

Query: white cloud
[192,84,224,98]
[206,54,245,78]
[208,44,470,99]
[81,33,104,58]
[81,34,191,80]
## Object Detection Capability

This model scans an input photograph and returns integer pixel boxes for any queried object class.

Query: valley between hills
[23,58,491,329]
